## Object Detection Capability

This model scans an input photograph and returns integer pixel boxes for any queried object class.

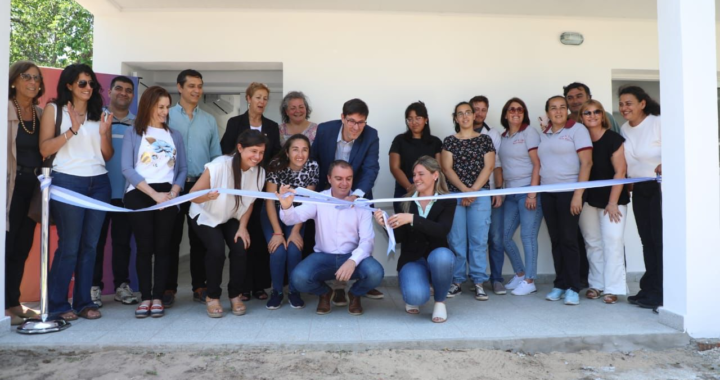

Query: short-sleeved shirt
[266,160,319,207]
[586,130,630,208]
[389,134,443,183]
[498,124,541,189]
[279,122,318,145]
[127,127,177,192]
[441,134,496,192]
[475,124,503,189]
[538,120,593,185]
[621,114,661,179]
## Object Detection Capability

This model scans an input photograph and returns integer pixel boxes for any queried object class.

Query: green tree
[10,0,94,67]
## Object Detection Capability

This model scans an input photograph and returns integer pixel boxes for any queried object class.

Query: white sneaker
[91,286,103,308]
[114,282,139,305]
[511,280,537,296]
[505,275,525,290]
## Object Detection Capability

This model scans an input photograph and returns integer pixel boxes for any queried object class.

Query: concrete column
[0,0,11,333]
[657,0,720,338]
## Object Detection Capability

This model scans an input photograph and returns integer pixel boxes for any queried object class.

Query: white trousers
[578,204,628,295]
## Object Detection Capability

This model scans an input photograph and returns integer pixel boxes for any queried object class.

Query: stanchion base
[16,316,71,334]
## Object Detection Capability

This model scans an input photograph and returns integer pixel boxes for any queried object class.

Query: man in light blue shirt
[165,69,222,307]
[92,76,139,307]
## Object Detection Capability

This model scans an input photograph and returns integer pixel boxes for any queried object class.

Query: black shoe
[162,290,176,308]
[636,299,662,309]
[627,292,646,305]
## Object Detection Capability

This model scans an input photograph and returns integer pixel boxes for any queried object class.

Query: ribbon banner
[39,175,659,255]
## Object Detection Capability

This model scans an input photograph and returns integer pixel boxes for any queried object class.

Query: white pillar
[0,0,11,333]
[657,0,720,338]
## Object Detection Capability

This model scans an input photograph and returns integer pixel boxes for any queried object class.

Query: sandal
[78,307,102,320]
[603,294,618,304]
[230,296,246,316]
[405,304,420,314]
[432,302,447,323]
[135,304,151,318]
[59,311,79,321]
[206,298,224,318]
[240,292,251,302]
[253,290,268,300]
[586,288,603,299]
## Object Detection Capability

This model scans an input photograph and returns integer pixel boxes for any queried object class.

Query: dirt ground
[1,345,719,380]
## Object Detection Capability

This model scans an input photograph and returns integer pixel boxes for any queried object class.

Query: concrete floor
[0,269,687,353]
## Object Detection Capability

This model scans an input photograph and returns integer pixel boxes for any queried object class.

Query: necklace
[13,97,36,134]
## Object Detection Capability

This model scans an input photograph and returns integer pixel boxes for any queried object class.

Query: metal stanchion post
[17,168,71,334]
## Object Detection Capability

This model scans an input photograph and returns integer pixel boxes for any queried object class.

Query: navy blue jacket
[311,120,380,199]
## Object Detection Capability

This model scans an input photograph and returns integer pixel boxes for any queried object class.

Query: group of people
[5,60,663,326]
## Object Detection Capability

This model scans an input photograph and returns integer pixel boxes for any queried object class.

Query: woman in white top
[39,64,113,321]
[619,86,663,310]
[121,86,187,318]
[189,129,267,318]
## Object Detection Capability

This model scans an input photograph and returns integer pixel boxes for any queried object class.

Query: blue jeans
[261,202,305,293]
[290,253,384,296]
[488,203,505,283]
[449,195,491,284]
[49,172,110,316]
[503,192,543,279]
[399,248,455,304]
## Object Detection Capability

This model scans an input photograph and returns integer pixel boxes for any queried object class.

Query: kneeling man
[279,160,384,315]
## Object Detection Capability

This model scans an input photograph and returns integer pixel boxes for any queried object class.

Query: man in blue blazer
[310,98,383,301]
[311,98,380,200]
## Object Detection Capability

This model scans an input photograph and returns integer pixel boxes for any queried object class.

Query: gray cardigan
[121,126,188,196]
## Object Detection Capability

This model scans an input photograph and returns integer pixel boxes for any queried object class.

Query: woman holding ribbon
[122,86,187,318]
[39,64,113,321]
[577,99,629,304]
[189,130,267,318]
[441,101,496,300]
[5,61,44,325]
[618,86,663,310]
[261,134,318,310]
[389,101,443,212]
[496,97,544,296]
[537,95,593,306]
[375,156,455,322]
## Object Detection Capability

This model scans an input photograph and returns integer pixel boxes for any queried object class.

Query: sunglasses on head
[582,109,603,117]
[77,80,97,89]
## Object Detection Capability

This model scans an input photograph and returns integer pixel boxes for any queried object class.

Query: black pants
[167,180,207,292]
[5,172,38,309]
[190,216,247,299]
[240,199,271,293]
[93,199,133,290]
[125,183,177,301]
[632,182,663,305]
[578,231,590,289]
[541,191,582,293]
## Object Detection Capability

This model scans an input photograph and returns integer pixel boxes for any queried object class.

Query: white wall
[90,10,720,278]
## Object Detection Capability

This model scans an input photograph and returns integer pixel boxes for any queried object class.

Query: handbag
[28,103,62,224]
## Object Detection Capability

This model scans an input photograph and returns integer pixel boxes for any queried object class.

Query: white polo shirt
[538,120,592,185]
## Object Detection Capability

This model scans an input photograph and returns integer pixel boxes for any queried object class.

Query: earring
[11,85,14,88]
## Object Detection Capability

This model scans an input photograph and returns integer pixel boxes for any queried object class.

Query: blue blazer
[121,127,188,196]
[311,120,380,199]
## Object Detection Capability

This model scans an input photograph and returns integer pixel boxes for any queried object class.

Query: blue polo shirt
[104,108,136,200]
[168,103,222,178]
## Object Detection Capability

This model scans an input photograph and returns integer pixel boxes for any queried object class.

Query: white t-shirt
[189,155,266,227]
[479,125,502,189]
[51,103,107,177]
[127,127,177,192]
[621,114,662,178]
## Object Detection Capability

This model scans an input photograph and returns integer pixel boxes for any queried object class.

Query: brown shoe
[332,289,348,306]
[316,291,332,315]
[364,288,384,299]
[348,293,363,315]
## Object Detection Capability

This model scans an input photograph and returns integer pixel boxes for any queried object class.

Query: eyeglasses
[582,109,603,117]
[77,80,97,89]
[20,73,42,82]
[508,107,524,115]
[455,110,473,118]
[406,117,425,124]
[345,118,367,128]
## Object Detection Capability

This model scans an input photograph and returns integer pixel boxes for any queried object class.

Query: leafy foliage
[10,0,94,67]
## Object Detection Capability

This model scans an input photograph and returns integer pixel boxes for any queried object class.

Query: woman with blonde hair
[374,156,456,323]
